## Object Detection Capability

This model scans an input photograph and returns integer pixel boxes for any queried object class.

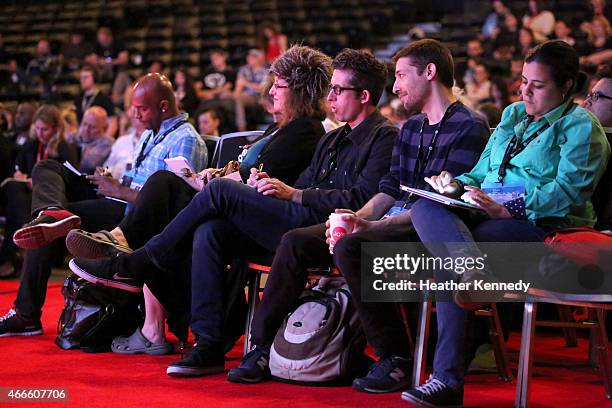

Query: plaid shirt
[379,102,489,203]
[125,113,206,189]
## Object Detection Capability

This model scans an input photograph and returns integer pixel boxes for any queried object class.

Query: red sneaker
[13,209,81,250]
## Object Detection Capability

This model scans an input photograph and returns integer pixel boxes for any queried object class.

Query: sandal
[111,328,173,355]
[66,229,133,259]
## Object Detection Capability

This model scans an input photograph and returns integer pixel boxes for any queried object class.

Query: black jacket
[239,116,324,186]
[294,110,398,213]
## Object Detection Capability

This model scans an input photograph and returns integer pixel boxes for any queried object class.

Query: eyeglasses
[271,82,289,90]
[328,85,361,95]
[586,91,612,102]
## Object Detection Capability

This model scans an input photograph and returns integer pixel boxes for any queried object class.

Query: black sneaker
[227,347,270,383]
[13,209,81,250]
[166,343,225,377]
[401,375,463,407]
[0,309,43,337]
[352,355,412,393]
[69,257,144,293]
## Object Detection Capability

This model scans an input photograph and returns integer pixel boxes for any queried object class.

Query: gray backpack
[269,277,374,385]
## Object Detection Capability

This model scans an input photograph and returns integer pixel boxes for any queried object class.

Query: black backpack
[55,275,144,353]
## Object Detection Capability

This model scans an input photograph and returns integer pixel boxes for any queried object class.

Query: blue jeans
[410,199,546,389]
[144,178,326,343]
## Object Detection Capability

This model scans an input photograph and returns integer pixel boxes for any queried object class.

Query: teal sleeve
[525,115,610,220]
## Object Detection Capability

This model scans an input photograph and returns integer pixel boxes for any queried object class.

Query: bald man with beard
[0,73,206,337]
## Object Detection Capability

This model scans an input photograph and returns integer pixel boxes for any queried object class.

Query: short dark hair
[332,48,388,106]
[80,63,99,83]
[393,39,454,88]
[525,40,585,95]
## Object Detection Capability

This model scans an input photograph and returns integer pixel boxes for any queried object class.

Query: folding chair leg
[590,308,612,399]
[398,303,414,354]
[243,271,262,356]
[412,292,432,388]
[488,303,513,382]
[557,305,578,347]
[516,301,537,408]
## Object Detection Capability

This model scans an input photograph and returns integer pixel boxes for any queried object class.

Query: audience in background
[197,109,221,137]
[583,73,612,128]
[25,39,61,99]
[60,31,92,72]
[61,107,78,141]
[258,23,288,64]
[196,49,236,127]
[172,68,198,117]
[522,0,556,42]
[234,49,268,131]
[71,106,113,174]
[554,20,577,47]
[0,33,18,93]
[0,105,78,279]
[464,63,492,108]
[86,27,129,83]
[74,64,117,139]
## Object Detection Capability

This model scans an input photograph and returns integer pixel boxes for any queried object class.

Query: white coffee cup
[328,213,354,254]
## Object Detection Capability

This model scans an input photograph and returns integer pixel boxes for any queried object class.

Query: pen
[258,163,264,173]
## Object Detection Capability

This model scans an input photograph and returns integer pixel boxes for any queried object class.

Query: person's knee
[411,197,438,218]
[192,219,232,250]
[278,228,317,254]
[147,170,178,186]
[31,159,62,179]
[332,234,361,269]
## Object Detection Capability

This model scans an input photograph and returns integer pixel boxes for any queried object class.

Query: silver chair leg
[516,301,537,408]
[412,291,432,388]
[591,308,612,399]
[243,270,262,356]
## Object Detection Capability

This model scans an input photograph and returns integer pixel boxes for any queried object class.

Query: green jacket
[457,100,610,228]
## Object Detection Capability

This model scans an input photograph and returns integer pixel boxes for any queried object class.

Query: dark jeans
[334,225,419,359]
[0,181,31,261]
[14,160,126,318]
[118,170,196,249]
[251,221,417,359]
[410,199,546,390]
[143,177,326,345]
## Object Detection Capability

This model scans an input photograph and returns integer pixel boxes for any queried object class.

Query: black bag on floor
[55,275,144,353]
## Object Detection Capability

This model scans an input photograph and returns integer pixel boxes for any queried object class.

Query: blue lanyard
[134,120,187,171]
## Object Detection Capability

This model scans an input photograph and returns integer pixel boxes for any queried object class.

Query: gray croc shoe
[66,229,133,259]
[111,328,173,355]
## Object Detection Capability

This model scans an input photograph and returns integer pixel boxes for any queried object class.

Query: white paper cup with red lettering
[328,213,354,254]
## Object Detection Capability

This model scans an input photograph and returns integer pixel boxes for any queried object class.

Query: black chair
[210,130,264,168]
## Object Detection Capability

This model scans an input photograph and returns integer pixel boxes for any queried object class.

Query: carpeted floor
[0,279,610,408]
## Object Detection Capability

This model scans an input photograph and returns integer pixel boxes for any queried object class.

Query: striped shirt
[379,102,489,203]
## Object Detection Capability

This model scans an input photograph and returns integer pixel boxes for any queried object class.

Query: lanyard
[36,143,48,162]
[497,102,575,183]
[411,101,459,187]
[134,120,187,171]
[81,90,99,115]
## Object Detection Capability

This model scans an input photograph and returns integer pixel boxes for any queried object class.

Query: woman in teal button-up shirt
[400,41,610,406]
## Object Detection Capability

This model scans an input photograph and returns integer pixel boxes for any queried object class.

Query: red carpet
[1,280,610,408]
